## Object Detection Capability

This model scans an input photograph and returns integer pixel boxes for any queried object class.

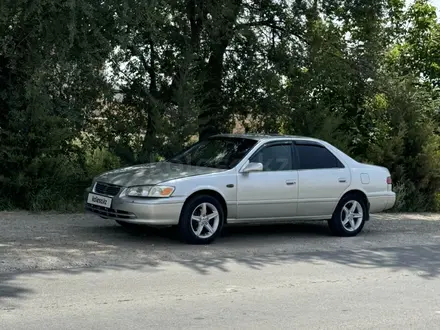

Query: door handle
[338,178,347,183]
[286,180,296,185]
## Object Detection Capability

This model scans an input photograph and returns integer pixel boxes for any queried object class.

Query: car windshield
[168,137,257,169]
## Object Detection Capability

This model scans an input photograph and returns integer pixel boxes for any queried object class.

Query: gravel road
[1,212,440,274]
[1,212,440,329]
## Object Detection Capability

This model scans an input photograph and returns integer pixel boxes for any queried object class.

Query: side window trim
[291,142,300,171]
[248,140,295,172]
[293,140,345,170]
[294,140,321,147]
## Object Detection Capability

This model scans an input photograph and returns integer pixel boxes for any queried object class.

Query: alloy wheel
[340,200,364,232]
[190,202,220,239]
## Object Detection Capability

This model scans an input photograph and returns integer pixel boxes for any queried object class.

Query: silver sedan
[85,134,396,244]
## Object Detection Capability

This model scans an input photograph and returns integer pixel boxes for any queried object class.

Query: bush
[361,76,440,212]
[0,152,85,211]
[83,146,122,179]
[0,144,122,212]
[392,180,438,212]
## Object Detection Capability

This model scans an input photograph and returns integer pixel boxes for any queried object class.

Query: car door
[236,141,298,220]
[294,140,350,217]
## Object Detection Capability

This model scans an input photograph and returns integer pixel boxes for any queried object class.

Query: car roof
[211,133,323,143]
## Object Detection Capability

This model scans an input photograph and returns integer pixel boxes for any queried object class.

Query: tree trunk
[198,0,242,140]
[198,41,229,140]
[140,37,158,163]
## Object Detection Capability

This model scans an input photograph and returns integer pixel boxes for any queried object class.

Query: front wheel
[328,194,367,237]
[178,195,225,244]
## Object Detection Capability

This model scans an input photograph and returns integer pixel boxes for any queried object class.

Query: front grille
[86,203,136,220]
[94,182,121,196]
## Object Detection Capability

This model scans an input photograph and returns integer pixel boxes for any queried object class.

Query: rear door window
[295,143,344,170]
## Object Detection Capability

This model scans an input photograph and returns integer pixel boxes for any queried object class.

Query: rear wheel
[178,195,225,244]
[328,194,366,237]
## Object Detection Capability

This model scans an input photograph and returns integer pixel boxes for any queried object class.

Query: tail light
[386,176,392,184]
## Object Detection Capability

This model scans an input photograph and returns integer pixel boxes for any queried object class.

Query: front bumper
[84,188,184,226]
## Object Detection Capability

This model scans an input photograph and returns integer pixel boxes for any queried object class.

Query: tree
[392,0,440,87]
[362,73,440,210]
[1,0,440,211]
[0,0,112,209]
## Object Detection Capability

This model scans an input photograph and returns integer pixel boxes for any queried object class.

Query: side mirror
[242,162,263,173]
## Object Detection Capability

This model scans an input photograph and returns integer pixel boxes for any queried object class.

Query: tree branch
[127,45,153,74]
[148,37,157,94]
[186,0,204,53]
[235,20,285,32]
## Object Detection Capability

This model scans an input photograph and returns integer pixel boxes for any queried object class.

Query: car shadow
[2,215,440,303]
[71,219,440,278]
[75,220,335,249]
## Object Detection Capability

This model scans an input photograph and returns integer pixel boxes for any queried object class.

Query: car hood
[94,162,226,187]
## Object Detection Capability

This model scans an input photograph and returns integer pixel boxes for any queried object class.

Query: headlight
[125,185,175,198]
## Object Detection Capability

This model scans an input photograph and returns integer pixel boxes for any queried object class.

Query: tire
[178,195,225,244]
[328,194,367,237]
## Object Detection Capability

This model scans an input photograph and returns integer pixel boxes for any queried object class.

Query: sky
[424,0,440,13]
[432,0,440,12]
[404,0,440,17]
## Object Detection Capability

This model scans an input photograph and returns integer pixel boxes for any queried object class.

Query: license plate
[87,193,112,209]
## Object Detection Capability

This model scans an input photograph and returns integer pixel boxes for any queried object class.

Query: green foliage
[0,0,113,211]
[388,0,440,86]
[0,142,123,211]
[83,146,122,179]
[362,74,440,211]
[1,0,440,211]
